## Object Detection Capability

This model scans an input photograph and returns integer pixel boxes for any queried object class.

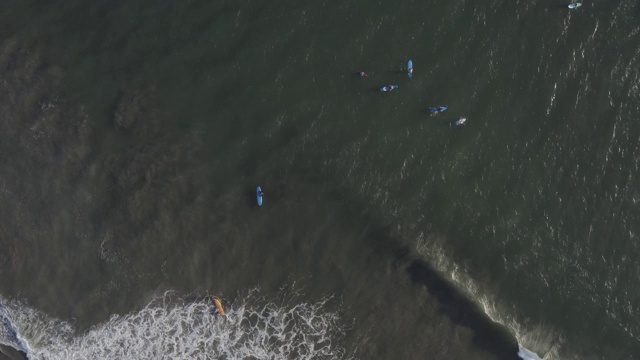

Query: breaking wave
[0,288,353,360]
[415,234,564,360]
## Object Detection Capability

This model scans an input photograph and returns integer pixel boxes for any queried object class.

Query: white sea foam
[0,289,353,360]
[518,347,544,360]
[0,299,29,353]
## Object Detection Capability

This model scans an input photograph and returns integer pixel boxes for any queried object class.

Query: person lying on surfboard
[358,71,368,77]
[380,85,399,92]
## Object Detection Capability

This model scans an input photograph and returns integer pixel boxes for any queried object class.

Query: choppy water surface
[0,1,639,359]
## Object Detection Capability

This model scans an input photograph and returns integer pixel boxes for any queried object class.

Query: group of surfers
[357,66,466,126]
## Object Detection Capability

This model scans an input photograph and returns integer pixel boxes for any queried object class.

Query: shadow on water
[406,259,521,360]
[323,182,521,359]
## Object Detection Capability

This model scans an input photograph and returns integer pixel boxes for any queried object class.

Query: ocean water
[0,0,639,359]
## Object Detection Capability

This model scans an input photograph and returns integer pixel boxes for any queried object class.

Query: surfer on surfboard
[455,117,467,126]
[257,186,263,207]
[380,85,399,92]
[207,292,226,317]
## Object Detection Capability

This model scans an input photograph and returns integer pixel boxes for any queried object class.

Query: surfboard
[568,3,581,9]
[212,297,225,316]
[429,106,448,114]
[380,85,399,92]
[256,186,263,206]
[408,60,413,78]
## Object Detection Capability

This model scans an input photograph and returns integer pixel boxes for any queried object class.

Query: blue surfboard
[428,106,448,115]
[407,60,413,78]
[256,186,263,206]
[380,85,399,92]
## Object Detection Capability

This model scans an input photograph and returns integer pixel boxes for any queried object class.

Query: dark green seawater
[0,1,639,359]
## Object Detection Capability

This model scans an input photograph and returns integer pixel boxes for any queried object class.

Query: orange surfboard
[212,297,225,316]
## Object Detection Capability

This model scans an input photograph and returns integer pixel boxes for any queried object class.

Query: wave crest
[0,289,353,360]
